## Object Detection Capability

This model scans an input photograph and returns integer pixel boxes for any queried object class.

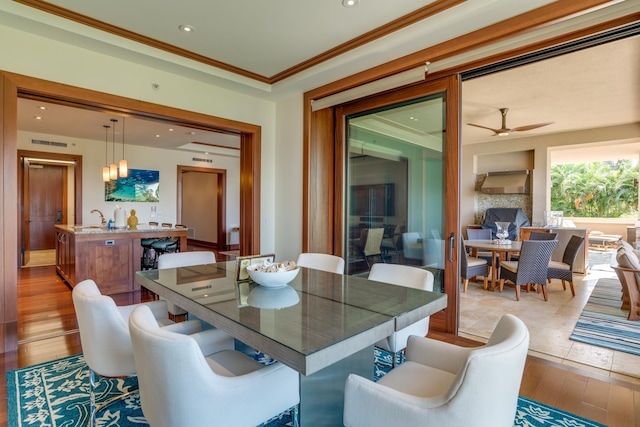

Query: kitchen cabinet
[54,225,187,295]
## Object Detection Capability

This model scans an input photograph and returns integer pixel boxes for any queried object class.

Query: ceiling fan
[467,107,554,136]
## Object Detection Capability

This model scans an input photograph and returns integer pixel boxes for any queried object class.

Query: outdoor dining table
[136,260,447,426]
[464,239,522,290]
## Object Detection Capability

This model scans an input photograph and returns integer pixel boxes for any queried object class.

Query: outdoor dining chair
[498,240,557,301]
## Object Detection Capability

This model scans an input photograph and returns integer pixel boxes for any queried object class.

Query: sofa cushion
[616,247,640,270]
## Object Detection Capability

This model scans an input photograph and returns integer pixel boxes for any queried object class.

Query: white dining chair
[129,304,300,427]
[157,251,216,319]
[344,314,529,427]
[72,279,204,426]
[296,252,345,274]
[367,263,434,364]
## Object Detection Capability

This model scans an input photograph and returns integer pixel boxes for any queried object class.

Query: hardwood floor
[2,263,639,426]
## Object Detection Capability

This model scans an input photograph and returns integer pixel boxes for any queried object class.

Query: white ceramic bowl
[246,265,300,288]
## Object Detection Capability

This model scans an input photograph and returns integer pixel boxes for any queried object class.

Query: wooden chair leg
[498,279,505,292]
[541,285,548,301]
[515,283,521,301]
[568,280,575,297]
[561,280,567,290]
[463,278,469,292]
[483,276,488,290]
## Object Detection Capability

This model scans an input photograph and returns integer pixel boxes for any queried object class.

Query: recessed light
[155,134,161,138]
[34,116,42,120]
[38,106,46,110]
[169,128,174,132]
[342,0,358,7]
[179,24,196,33]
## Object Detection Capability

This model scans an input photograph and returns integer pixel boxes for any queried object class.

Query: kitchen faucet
[90,209,107,226]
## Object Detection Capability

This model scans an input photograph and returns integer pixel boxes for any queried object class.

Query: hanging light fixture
[119,116,128,177]
[102,125,111,182]
[109,119,118,180]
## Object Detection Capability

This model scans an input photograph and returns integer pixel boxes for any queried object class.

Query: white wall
[18,131,241,232]
[2,23,281,253]
[274,94,304,261]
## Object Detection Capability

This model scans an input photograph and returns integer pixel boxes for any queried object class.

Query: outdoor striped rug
[570,277,640,356]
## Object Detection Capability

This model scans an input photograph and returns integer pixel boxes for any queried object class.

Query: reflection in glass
[246,285,300,309]
[345,94,446,292]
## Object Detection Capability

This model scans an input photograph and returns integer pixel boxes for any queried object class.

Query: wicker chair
[498,240,557,301]
[529,231,558,240]
[460,238,489,292]
[547,235,585,296]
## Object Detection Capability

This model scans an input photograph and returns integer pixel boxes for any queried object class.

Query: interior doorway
[177,166,230,250]
[18,150,82,268]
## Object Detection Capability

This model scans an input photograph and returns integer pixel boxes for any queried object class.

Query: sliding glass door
[336,76,459,330]
[344,94,446,284]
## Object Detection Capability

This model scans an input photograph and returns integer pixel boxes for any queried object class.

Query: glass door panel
[345,93,446,291]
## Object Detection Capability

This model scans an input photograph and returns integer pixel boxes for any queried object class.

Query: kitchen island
[55,224,187,295]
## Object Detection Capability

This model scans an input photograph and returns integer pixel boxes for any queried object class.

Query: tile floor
[459,249,640,385]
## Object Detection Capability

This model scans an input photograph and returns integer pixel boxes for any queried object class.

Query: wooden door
[26,163,66,250]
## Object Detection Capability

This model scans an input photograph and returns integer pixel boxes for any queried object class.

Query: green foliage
[550,160,638,218]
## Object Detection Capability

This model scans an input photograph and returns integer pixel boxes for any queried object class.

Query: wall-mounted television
[350,183,394,216]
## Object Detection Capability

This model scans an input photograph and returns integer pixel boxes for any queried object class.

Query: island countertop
[55,224,187,234]
[55,224,188,294]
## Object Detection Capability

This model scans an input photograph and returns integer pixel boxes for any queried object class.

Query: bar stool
[141,237,161,270]
[151,238,180,268]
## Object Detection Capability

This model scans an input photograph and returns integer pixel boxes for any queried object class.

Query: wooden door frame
[18,150,83,265]
[176,165,227,250]
[1,71,261,353]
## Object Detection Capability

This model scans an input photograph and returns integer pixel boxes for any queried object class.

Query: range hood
[480,170,529,194]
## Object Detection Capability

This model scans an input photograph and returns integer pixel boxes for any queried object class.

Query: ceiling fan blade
[511,122,554,132]
[467,123,501,133]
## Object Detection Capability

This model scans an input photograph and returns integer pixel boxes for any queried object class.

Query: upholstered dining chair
[460,238,489,292]
[344,314,529,427]
[498,240,557,301]
[296,252,345,274]
[547,235,584,296]
[367,263,434,364]
[359,228,385,268]
[529,231,558,240]
[72,279,204,426]
[157,251,217,319]
[466,228,498,273]
[129,305,300,427]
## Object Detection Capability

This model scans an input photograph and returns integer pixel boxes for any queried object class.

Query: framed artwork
[235,253,275,281]
[105,169,160,202]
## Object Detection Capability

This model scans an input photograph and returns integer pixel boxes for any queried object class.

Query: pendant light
[102,125,110,182]
[109,119,118,180]
[119,116,128,177]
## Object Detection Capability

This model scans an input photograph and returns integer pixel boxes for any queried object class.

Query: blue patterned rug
[7,353,605,426]
[570,277,640,356]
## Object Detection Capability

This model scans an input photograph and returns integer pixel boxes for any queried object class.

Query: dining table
[135,260,447,426]
[464,239,522,290]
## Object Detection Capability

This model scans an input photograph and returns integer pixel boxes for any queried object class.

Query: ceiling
[10,1,640,159]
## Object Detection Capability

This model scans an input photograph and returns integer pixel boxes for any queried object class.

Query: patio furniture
[547,235,584,296]
[460,238,489,292]
[498,240,557,301]
[482,208,530,241]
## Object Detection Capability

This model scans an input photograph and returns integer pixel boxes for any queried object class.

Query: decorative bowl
[246,265,300,288]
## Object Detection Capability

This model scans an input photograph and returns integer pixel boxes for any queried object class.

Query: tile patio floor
[459,249,640,385]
